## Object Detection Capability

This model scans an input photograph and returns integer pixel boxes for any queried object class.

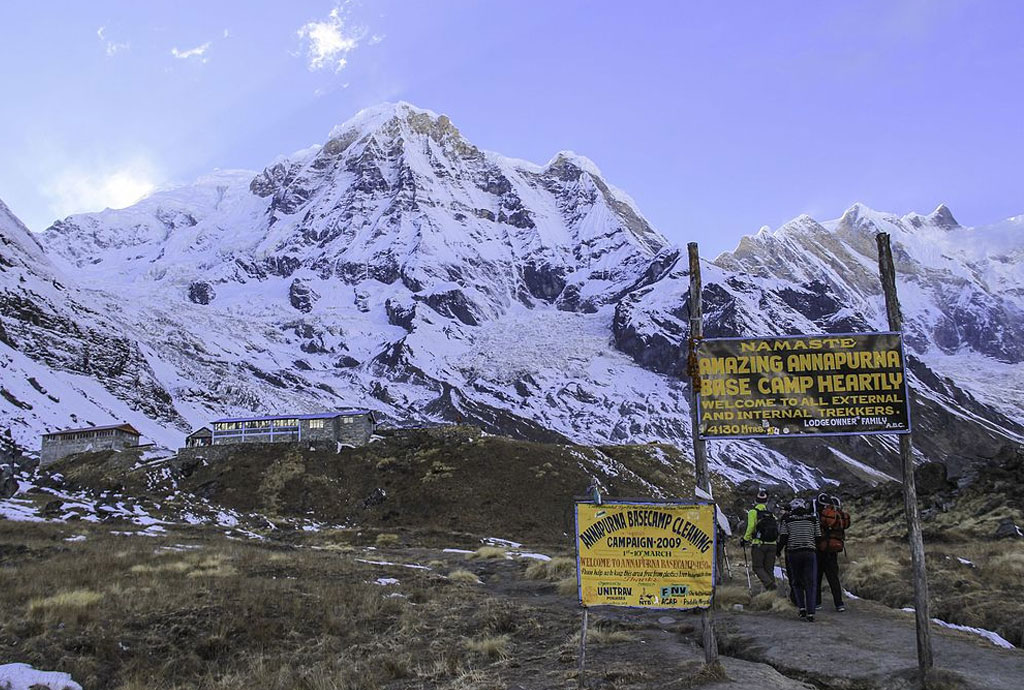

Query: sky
[1,0,1022,257]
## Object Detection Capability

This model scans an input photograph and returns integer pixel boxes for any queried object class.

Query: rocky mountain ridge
[1,102,1022,488]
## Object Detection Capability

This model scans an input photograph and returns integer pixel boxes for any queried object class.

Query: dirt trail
[718,597,1024,690]
[468,552,1022,689]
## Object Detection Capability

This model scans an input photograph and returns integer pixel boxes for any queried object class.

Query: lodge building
[186,410,375,449]
[40,423,142,467]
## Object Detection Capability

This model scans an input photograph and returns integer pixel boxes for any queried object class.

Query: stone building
[202,410,375,447]
[185,427,212,448]
[40,423,141,467]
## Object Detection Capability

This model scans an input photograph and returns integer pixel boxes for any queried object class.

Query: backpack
[818,505,851,553]
[754,509,779,542]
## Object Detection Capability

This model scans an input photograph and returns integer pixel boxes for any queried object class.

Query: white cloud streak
[171,42,211,61]
[97,26,130,57]
[43,161,158,219]
[297,5,366,72]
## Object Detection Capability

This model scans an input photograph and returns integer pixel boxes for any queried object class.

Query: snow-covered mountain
[3,102,1022,488]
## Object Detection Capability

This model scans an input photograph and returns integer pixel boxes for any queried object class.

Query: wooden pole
[687,242,719,665]
[578,607,589,689]
[577,484,601,689]
[876,232,933,678]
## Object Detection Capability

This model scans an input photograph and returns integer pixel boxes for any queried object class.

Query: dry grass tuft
[464,634,512,660]
[467,546,507,560]
[985,552,1024,588]
[679,660,730,687]
[556,576,579,597]
[524,556,575,581]
[448,569,482,584]
[844,548,910,607]
[748,591,793,614]
[568,626,635,646]
[375,532,400,547]
[28,589,104,625]
[713,583,751,610]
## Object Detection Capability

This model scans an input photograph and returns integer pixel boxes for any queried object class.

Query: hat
[816,492,832,507]
[789,498,808,512]
[756,487,768,501]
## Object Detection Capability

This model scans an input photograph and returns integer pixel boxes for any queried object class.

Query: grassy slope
[51,427,737,549]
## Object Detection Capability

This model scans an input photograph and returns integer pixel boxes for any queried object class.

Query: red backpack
[818,505,851,553]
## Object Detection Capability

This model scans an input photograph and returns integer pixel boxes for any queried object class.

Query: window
[342,417,354,424]
[309,419,325,429]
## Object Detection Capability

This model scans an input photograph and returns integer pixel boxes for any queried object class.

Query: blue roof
[212,410,373,424]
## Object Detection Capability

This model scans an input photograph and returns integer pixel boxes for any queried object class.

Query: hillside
[42,427,735,547]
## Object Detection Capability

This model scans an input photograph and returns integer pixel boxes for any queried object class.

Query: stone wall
[335,415,373,446]
[40,432,138,467]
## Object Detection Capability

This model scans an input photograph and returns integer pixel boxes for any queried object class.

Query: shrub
[467,547,507,560]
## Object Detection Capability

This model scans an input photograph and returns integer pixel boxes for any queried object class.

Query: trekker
[741,488,778,593]
[815,492,851,612]
[777,498,821,621]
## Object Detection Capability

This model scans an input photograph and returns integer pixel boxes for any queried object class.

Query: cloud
[97,26,130,56]
[297,4,365,72]
[43,162,158,219]
[171,42,211,62]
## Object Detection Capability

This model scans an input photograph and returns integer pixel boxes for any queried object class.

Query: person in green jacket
[742,488,779,592]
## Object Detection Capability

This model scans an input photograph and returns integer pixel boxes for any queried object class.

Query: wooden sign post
[687,242,719,665]
[876,232,933,678]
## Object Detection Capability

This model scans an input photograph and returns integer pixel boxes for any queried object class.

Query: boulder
[0,465,16,499]
[915,462,954,495]
[187,281,216,305]
[288,278,320,313]
[994,517,1023,539]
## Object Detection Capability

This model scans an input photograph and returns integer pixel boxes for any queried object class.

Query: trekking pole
[742,543,752,592]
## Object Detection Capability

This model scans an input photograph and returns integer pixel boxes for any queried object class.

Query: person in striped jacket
[776,498,821,622]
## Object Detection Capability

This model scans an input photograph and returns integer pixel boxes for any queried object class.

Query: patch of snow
[956,557,975,567]
[63,535,87,542]
[442,548,474,554]
[0,663,83,690]
[515,552,551,561]
[481,537,522,548]
[215,511,239,527]
[373,577,400,586]
[356,558,431,570]
[898,608,1014,649]
[931,619,1015,649]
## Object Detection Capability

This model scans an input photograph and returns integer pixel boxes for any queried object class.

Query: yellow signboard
[575,501,716,609]
[696,333,911,439]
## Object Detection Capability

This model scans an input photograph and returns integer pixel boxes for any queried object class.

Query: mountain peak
[327,101,450,141]
[545,151,603,178]
[928,203,959,229]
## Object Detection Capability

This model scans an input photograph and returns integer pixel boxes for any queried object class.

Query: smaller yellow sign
[575,502,716,609]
